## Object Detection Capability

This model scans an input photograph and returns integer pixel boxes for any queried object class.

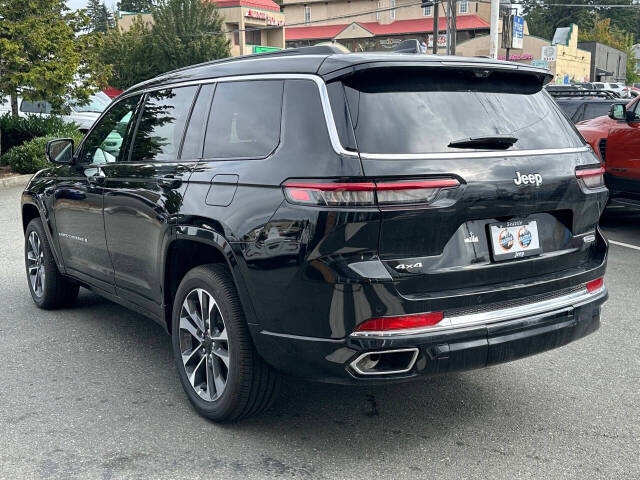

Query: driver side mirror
[45,138,74,164]
[609,103,627,121]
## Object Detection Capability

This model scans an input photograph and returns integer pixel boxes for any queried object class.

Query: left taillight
[576,166,605,189]
[354,312,444,332]
[283,179,460,207]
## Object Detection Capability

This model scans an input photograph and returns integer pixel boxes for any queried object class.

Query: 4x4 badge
[464,232,479,243]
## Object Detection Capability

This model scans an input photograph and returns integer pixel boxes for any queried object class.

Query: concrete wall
[282,0,486,27]
[578,41,627,83]
[457,33,549,64]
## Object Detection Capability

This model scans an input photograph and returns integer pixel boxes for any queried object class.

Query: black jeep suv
[22,48,609,421]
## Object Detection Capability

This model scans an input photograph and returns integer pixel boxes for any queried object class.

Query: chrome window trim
[350,284,607,338]
[108,73,590,162]
[117,73,359,158]
[359,146,590,161]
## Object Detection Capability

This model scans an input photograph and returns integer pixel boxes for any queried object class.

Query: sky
[66,0,118,11]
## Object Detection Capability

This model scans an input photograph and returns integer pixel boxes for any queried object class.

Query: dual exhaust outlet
[349,348,419,376]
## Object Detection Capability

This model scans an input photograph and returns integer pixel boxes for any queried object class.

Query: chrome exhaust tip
[349,348,419,376]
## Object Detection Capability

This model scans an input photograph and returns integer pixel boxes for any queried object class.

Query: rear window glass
[338,68,583,154]
[203,80,283,159]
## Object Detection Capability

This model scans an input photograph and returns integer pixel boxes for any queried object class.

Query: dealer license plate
[489,220,542,261]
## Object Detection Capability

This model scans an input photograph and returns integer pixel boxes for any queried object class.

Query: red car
[577,96,640,199]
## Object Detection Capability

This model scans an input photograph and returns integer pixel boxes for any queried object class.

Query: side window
[130,86,198,162]
[20,100,52,114]
[584,103,611,120]
[181,84,216,160]
[203,80,283,159]
[78,95,141,165]
[629,99,640,121]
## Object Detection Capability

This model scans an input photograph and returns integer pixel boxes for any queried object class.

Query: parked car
[0,92,110,132]
[551,91,630,123]
[22,48,609,422]
[577,96,640,199]
[592,82,630,98]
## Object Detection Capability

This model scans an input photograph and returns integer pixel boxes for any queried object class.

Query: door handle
[157,176,182,189]
[86,169,106,186]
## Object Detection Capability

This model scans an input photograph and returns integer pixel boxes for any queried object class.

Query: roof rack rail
[162,45,347,76]
[546,88,620,99]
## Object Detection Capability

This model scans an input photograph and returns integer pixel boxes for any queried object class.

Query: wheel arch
[162,226,259,335]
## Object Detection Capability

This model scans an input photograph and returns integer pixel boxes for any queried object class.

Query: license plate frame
[489,219,542,262]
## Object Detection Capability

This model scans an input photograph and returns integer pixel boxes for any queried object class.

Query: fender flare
[21,194,66,273]
[161,224,261,329]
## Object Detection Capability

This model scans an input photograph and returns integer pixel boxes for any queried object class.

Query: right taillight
[283,178,460,207]
[586,277,604,293]
[576,167,605,189]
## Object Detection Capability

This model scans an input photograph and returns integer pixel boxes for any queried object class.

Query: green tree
[100,15,155,89]
[0,0,111,117]
[87,0,115,32]
[100,0,230,89]
[150,0,230,73]
[117,0,155,12]
[521,0,640,41]
[580,17,640,85]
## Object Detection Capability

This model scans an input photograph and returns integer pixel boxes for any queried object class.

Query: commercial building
[284,0,490,52]
[458,23,591,84]
[577,41,627,83]
[117,0,285,57]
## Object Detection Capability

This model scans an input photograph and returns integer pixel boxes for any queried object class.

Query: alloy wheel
[27,231,45,298]
[178,288,230,402]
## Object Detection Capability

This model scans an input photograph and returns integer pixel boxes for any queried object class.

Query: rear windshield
[334,68,584,154]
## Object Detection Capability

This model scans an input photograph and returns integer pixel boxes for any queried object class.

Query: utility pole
[450,0,457,55]
[489,0,500,59]
[433,1,439,55]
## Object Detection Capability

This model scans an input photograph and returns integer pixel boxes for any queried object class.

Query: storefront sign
[498,53,533,61]
[378,38,402,49]
[244,9,284,26]
[512,15,524,49]
[531,59,549,69]
[427,34,447,48]
[541,45,557,62]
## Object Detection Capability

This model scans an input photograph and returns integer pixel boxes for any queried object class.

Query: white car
[592,82,630,98]
[0,92,110,132]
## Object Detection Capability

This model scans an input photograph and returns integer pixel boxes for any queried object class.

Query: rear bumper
[252,284,607,384]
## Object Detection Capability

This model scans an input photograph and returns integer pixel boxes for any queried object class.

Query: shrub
[0,114,80,155]
[1,132,84,174]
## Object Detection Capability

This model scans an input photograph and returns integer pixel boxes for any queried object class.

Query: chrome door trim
[350,284,607,338]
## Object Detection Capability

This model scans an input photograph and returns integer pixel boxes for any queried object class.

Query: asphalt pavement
[1,183,638,479]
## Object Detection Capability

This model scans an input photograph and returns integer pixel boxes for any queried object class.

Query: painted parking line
[609,239,640,252]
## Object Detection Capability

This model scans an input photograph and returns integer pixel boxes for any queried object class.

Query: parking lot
[1,183,638,480]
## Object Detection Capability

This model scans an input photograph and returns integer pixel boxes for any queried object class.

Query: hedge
[1,133,84,174]
[0,114,80,155]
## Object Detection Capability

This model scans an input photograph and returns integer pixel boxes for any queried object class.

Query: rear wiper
[448,135,518,150]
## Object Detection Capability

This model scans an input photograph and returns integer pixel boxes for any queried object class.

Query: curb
[0,174,32,189]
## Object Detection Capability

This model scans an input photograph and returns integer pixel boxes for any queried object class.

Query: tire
[172,264,280,422]
[25,218,79,309]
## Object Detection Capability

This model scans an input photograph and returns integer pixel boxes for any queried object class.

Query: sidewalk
[0,173,32,189]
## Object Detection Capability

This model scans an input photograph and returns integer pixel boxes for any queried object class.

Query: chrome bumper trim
[350,285,607,338]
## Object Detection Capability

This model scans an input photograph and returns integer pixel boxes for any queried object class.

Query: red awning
[286,15,490,41]
[103,87,123,99]
[213,0,280,12]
